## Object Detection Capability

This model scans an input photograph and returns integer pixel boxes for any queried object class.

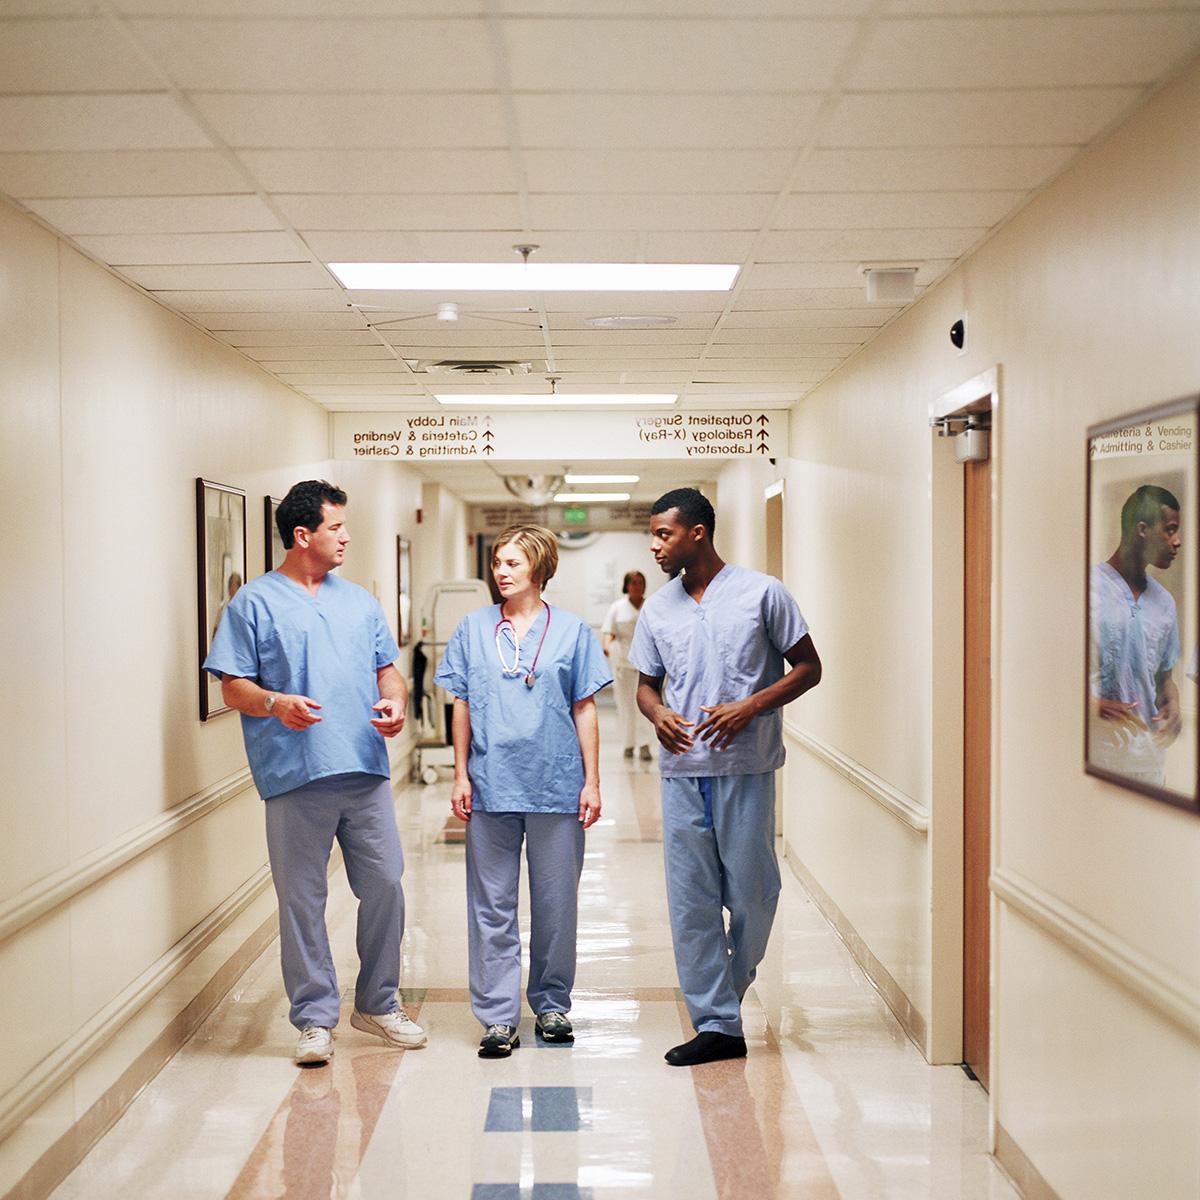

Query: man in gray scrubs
[630,488,822,1067]
[205,480,426,1065]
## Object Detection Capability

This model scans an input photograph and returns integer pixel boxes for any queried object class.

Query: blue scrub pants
[264,772,406,1030]
[661,772,780,1038]
[465,811,585,1028]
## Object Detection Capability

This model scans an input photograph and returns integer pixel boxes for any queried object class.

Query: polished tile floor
[51,713,1019,1199]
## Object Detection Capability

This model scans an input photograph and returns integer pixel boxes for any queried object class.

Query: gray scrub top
[628,564,808,778]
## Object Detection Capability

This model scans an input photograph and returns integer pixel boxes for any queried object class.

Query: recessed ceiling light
[328,263,739,292]
[584,315,679,329]
[553,492,632,503]
[434,394,678,407]
[565,474,640,484]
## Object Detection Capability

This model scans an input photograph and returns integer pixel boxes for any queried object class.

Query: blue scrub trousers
[465,811,585,1028]
[661,772,780,1038]
[264,772,406,1030]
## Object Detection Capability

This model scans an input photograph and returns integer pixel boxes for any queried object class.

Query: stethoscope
[494,601,551,688]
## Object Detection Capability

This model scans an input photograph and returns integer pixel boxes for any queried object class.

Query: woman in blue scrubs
[434,525,612,1058]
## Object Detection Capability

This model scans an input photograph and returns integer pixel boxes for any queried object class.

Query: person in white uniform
[1089,483,1183,787]
[601,570,653,761]
[630,488,822,1067]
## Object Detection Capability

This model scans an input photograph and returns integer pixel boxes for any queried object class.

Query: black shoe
[535,1012,574,1043]
[664,1032,747,1067]
[478,1024,520,1058]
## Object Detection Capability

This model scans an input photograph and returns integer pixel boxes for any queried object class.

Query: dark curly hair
[276,480,347,549]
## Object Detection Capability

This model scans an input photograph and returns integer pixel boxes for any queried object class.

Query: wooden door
[962,449,992,1088]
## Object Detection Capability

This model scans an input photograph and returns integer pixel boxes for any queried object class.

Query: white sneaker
[295,1026,334,1065]
[350,1007,428,1048]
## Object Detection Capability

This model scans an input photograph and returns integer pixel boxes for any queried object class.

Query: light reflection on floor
[49,710,1018,1200]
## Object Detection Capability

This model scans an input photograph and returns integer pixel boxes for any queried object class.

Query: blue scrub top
[203,571,400,800]
[433,603,612,813]
[628,564,808,779]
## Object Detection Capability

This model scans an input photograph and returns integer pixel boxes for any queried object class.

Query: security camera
[950,316,966,352]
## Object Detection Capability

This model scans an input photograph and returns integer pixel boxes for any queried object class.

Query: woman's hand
[451,775,473,822]
[578,782,601,829]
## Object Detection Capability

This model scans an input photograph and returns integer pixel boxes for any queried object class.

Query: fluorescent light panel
[328,262,739,292]
[565,474,639,484]
[553,493,632,503]
[435,394,677,407]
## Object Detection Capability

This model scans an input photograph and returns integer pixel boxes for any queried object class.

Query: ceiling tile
[884,0,1200,18]
[276,193,524,231]
[192,93,508,149]
[852,14,1200,89]
[217,330,381,346]
[733,287,902,309]
[241,149,518,193]
[116,0,484,11]
[189,311,369,329]
[265,359,410,373]
[722,309,892,327]
[233,337,387,354]
[822,87,1145,148]
[747,260,953,288]
[74,231,304,265]
[498,1,871,12]
[523,149,794,192]
[129,17,498,90]
[0,149,245,197]
[21,194,283,234]
[277,372,418,385]
[772,190,1027,229]
[303,230,642,262]
[757,228,983,261]
[0,95,210,153]
[501,18,858,92]
[165,288,349,310]
[792,145,1076,191]
[512,93,822,149]
[527,193,772,231]
[121,262,329,290]
[0,18,161,90]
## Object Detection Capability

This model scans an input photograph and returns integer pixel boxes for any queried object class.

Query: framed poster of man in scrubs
[1086,396,1200,813]
[196,478,247,721]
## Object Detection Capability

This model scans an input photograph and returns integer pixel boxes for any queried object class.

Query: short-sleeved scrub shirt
[628,564,808,779]
[203,571,400,800]
[433,604,612,813]
[1088,561,1181,774]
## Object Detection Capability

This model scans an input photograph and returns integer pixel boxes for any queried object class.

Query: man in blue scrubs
[204,480,426,1065]
[630,488,822,1067]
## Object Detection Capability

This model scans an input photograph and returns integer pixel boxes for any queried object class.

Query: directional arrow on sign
[757,443,770,455]
[757,414,768,425]
[482,444,494,455]
[483,429,494,440]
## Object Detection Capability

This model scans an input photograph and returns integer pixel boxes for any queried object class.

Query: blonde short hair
[492,524,559,588]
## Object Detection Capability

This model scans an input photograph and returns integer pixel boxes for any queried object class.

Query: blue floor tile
[483,1087,525,1133]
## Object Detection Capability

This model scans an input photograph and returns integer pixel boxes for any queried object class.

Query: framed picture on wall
[265,495,286,572]
[1085,396,1200,813]
[397,536,413,648]
[196,478,247,721]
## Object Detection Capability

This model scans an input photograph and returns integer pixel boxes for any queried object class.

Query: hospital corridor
[43,713,1012,1200]
[3,6,1200,1200]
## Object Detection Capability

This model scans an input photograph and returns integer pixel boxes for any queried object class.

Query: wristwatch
[264,693,278,714]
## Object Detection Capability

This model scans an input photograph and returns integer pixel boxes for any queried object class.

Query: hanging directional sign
[332,409,785,462]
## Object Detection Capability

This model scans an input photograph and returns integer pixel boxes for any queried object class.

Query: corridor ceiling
[4,1,1200,421]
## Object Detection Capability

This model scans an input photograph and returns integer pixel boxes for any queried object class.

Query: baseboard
[994,1121,1062,1200]
[785,842,928,1056]
[3,869,276,1200]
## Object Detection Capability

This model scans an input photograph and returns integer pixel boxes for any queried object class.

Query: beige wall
[0,199,445,1195]
[783,58,1200,1198]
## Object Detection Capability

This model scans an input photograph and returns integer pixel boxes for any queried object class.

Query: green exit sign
[563,506,589,525]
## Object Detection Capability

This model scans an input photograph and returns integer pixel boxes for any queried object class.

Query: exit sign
[563,506,589,525]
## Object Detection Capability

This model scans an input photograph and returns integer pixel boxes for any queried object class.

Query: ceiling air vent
[410,359,540,376]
